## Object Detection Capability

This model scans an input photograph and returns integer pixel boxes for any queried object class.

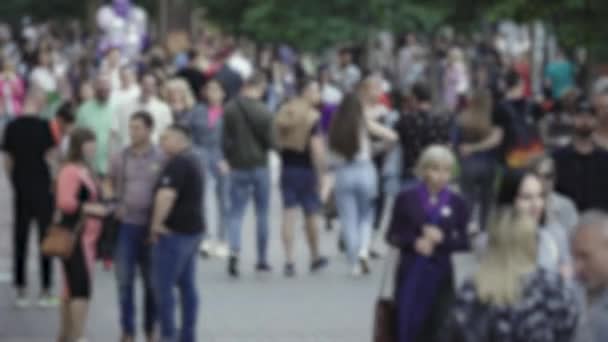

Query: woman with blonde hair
[386,144,470,341]
[448,170,579,342]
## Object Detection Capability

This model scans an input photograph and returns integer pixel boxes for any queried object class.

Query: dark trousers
[13,191,53,290]
[459,156,497,230]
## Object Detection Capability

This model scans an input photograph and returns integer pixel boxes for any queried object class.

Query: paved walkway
[0,161,476,342]
[0,163,386,342]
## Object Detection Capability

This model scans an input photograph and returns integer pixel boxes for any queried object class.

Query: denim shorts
[280,166,321,214]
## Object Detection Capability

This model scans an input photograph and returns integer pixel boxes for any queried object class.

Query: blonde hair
[414,145,456,179]
[162,77,196,109]
[474,207,538,307]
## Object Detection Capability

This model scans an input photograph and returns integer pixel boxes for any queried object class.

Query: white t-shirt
[30,67,57,93]
[113,96,173,147]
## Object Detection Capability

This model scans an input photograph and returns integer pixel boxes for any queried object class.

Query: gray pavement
[0,159,477,342]
[0,162,386,342]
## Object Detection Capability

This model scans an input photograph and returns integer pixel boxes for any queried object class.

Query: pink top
[208,105,223,128]
[56,164,102,297]
[0,76,25,116]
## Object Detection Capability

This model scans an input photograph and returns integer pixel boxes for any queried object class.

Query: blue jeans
[115,223,156,336]
[199,147,230,241]
[228,167,271,264]
[151,232,203,342]
[335,160,378,265]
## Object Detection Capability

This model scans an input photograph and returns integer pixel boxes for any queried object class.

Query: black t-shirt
[156,150,205,234]
[2,116,55,193]
[553,145,608,212]
[280,122,321,168]
[176,67,207,99]
[493,98,544,167]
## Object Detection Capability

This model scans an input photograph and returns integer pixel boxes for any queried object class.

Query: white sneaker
[37,295,59,308]
[351,264,363,277]
[213,242,230,259]
[200,239,214,256]
[15,296,30,309]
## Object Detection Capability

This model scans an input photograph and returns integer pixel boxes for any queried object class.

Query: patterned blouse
[395,110,451,173]
[450,269,579,342]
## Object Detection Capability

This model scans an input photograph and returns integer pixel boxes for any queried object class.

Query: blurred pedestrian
[554,98,608,212]
[0,58,25,117]
[56,128,108,342]
[448,207,578,342]
[75,73,116,177]
[222,72,276,277]
[395,83,450,184]
[275,77,329,277]
[386,145,470,341]
[493,70,544,170]
[533,155,579,233]
[329,94,397,276]
[496,170,572,276]
[150,124,205,342]
[545,50,575,101]
[2,90,57,308]
[452,90,502,230]
[197,79,230,259]
[109,112,162,342]
[572,210,608,342]
[114,72,172,148]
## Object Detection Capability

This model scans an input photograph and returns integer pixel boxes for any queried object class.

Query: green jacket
[222,96,276,170]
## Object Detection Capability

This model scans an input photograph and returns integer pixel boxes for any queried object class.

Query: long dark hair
[66,127,96,163]
[328,94,363,160]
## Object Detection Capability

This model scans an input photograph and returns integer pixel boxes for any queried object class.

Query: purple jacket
[386,184,470,255]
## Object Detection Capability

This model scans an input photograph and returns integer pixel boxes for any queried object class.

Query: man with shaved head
[572,210,608,341]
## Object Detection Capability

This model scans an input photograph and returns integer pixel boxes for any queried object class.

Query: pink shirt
[208,105,223,128]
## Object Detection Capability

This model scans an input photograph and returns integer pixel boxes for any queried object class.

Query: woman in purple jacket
[386,144,470,342]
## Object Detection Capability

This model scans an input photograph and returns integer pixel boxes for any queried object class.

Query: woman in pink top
[55,128,108,342]
[0,59,25,116]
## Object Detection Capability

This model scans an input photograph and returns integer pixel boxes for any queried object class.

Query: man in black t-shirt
[150,124,204,342]
[554,99,608,212]
[2,95,59,307]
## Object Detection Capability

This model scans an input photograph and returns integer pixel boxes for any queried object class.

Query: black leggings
[62,238,91,299]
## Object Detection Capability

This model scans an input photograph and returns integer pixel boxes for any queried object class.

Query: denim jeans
[459,155,497,230]
[115,223,156,336]
[198,147,230,241]
[151,232,203,342]
[228,167,271,264]
[334,160,378,265]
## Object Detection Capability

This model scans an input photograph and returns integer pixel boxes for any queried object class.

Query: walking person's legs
[115,224,140,340]
[176,234,203,342]
[227,170,251,277]
[281,207,299,276]
[152,234,181,341]
[252,167,271,269]
[138,233,157,341]
[335,180,360,274]
[13,196,31,304]
[35,193,54,300]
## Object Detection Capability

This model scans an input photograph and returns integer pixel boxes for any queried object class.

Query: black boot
[228,256,239,278]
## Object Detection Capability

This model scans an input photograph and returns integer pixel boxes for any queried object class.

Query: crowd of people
[2,16,608,342]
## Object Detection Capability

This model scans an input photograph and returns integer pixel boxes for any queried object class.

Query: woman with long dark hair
[328,93,397,276]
